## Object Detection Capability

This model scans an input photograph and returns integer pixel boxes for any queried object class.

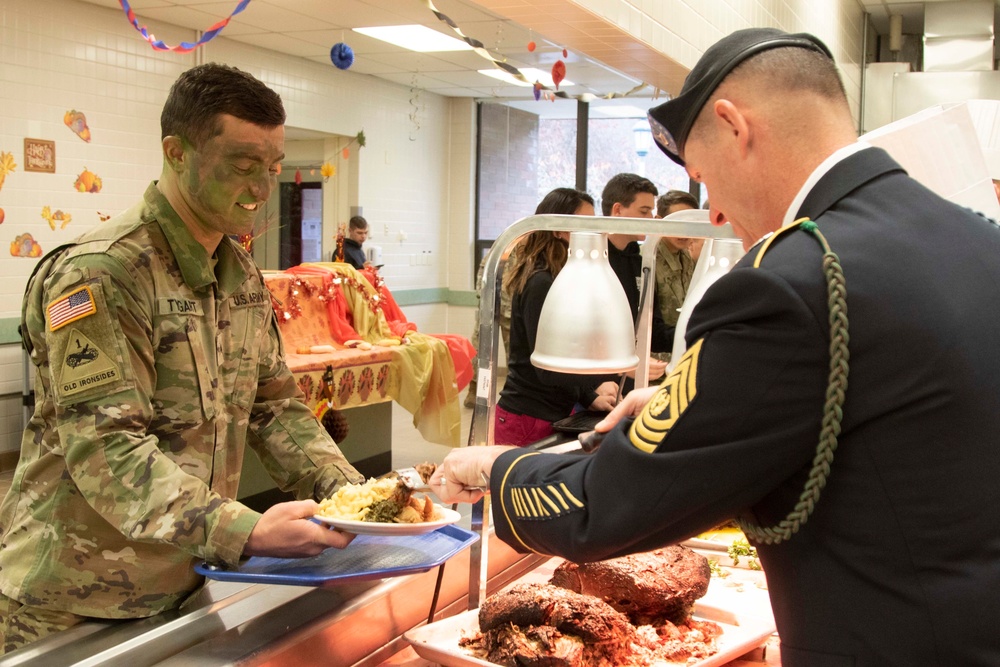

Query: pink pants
[494,405,555,447]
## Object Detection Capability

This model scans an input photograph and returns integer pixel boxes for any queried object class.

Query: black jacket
[339,238,366,269]
[607,240,674,352]
[488,148,1000,666]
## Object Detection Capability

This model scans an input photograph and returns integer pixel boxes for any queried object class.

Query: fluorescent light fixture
[353,25,472,52]
[478,67,574,88]
[592,105,649,118]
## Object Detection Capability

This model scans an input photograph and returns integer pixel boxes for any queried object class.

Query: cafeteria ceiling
[77,0,691,120]
[77,1,1000,121]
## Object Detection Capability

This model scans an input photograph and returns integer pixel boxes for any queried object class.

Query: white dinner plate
[314,505,462,535]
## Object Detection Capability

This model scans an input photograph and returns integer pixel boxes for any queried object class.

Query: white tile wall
[0,0,466,452]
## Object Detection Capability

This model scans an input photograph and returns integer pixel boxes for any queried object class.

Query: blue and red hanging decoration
[118,0,252,53]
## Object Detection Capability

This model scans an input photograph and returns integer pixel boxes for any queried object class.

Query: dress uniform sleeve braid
[737,220,851,545]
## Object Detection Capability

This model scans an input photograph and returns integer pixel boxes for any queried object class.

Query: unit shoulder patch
[629,338,703,453]
[58,328,121,397]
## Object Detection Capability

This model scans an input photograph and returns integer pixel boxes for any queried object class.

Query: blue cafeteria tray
[195,524,478,586]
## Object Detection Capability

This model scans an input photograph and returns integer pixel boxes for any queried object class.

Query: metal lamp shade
[670,237,746,364]
[531,232,639,374]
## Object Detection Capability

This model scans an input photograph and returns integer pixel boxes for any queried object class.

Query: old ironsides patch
[59,328,121,397]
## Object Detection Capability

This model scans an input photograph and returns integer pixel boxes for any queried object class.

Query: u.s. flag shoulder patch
[47,286,97,331]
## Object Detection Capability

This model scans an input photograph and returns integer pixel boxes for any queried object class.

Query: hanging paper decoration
[551,60,566,90]
[533,81,542,101]
[321,162,335,181]
[64,110,91,143]
[330,42,355,70]
[41,206,72,230]
[527,41,536,52]
[119,0,251,52]
[0,151,15,192]
[74,167,102,193]
[294,169,302,185]
[342,147,350,160]
[0,208,5,225]
[11,233,42,258]
[419,0,650,101]
[409,78,422,141]
[562,48,568,58]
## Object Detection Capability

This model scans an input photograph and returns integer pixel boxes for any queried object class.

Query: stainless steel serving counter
[0,526,548,667]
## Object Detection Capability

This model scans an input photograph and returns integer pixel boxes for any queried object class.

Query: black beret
[647,28,833,166]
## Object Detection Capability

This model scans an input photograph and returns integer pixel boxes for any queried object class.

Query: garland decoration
[419,0,649,101]
[118,0,251,53]
[273,276,338,323]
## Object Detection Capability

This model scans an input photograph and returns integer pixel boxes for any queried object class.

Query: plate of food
[315,476,462,535]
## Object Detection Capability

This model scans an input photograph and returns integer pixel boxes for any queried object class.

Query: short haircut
[161,63,285,148]
[349,215,368,231]
[600,173,659,216]
[657,190,699,218]
[691,45,848,145]
[730,45,847,101]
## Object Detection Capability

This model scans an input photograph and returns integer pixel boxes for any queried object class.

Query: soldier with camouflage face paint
[0,63,364,654]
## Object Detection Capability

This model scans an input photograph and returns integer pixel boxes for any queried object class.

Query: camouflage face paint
[180,114,284,240]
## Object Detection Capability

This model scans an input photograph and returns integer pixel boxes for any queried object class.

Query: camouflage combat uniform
[653,241,695,327]
[464,246,517,408]
[0,183,363,623]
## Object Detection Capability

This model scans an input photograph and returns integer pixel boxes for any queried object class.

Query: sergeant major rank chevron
[630,339,703,453]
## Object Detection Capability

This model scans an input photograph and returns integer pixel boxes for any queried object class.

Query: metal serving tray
[195,524,478,586]
[404,603,775,667]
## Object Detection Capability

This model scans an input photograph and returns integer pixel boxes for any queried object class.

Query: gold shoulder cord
[737,219,850,545]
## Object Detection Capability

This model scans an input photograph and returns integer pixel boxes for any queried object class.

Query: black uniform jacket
[489,148,1000,666]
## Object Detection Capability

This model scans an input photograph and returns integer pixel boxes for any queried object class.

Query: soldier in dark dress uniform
[433,28,1000,666]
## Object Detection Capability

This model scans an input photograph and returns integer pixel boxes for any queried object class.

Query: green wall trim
[392,287,448,306]
[0,318,20,346]
[0,290,480,345]
[392,288,478,308]
[447,290,479,307]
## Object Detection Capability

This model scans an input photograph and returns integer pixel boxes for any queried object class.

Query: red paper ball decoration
[551,60,566,89]
[527,41,536,52]
[562,48,568,58]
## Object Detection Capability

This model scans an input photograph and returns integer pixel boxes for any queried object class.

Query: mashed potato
[316,477,442,524]
[316,477,399,522]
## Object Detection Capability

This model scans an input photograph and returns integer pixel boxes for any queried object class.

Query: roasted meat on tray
[550,545,711,625]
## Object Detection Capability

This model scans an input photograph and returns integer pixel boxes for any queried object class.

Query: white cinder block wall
[0,0,866,455]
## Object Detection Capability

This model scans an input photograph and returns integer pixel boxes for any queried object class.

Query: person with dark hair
[340,215,369,269]
[494,188,618,446]
[434,28,1000,665]
[0,63,364,652]
[654,190,700,332]
[601,173,670,385]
